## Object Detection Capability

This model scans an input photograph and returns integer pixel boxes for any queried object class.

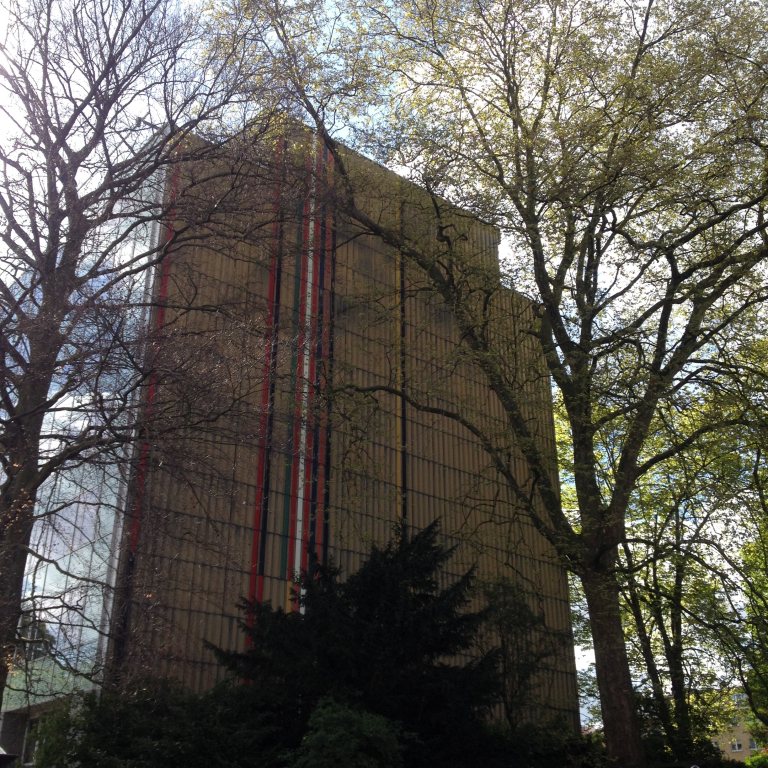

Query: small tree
[478,578,569,730]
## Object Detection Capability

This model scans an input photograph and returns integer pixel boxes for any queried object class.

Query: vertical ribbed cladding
[248,137,285,612]
[108,137,578,726]
[296,141,335,583]
[321,162,336,568]
[279,188,305,589]
[308,145,335,572]
[110,159,181,675]
[129,161,182,555]
[293,137,317,585]
[398,202,408,532]
[272,138,336,600]
[280,146,312,608]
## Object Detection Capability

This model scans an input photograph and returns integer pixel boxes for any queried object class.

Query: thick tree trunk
[0,537,30,711]
[0,357,56,710]
[0,466,39,711]
[582,568,646,768]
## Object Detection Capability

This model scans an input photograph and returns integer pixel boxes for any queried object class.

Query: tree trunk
[623,572,679,752]
[582,568,646,768]
[0,538,29,711]
[0,466,39,711]
[0,356,55,709]
[664,583,694,756]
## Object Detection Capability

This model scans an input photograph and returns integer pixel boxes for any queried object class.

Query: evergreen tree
[213,521,502,764]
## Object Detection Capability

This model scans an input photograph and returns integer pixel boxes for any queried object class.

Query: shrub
[291,698,406,768]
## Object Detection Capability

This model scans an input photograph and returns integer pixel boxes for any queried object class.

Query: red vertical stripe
[129,162,181,553]
[249,140,285,616]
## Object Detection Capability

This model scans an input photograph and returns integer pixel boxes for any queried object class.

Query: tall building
[1,134,579,756]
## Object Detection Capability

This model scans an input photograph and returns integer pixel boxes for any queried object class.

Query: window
[750,739,759,750]
[732,742,743,752]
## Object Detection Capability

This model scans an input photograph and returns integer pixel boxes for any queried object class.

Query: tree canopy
[207,0,768,762]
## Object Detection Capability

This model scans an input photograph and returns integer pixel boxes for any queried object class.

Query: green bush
[33,680,295,768]
[496,719,608,768]
[746,753,768,767]
[291,698,406,768]
[213,521,502,766]
[33,523,608,768]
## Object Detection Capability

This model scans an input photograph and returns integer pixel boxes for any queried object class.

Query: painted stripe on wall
[249,138,285,610]
[129,161,181,554]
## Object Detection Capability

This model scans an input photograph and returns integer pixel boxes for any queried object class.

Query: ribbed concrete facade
[109,137,580,725]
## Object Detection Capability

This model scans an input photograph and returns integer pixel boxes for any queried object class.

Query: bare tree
[0,0,285,708]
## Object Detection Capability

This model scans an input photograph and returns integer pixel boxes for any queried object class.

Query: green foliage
[635,693,729,766]
[33,680,292,768]
[34,522,606,768]
[35,687,606,768]
[213,521,502,764]
[291,698,406,768]
[478,577,569,729]
[726,449,768,732]
[745,753,768,768]
[208,0,768,760]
